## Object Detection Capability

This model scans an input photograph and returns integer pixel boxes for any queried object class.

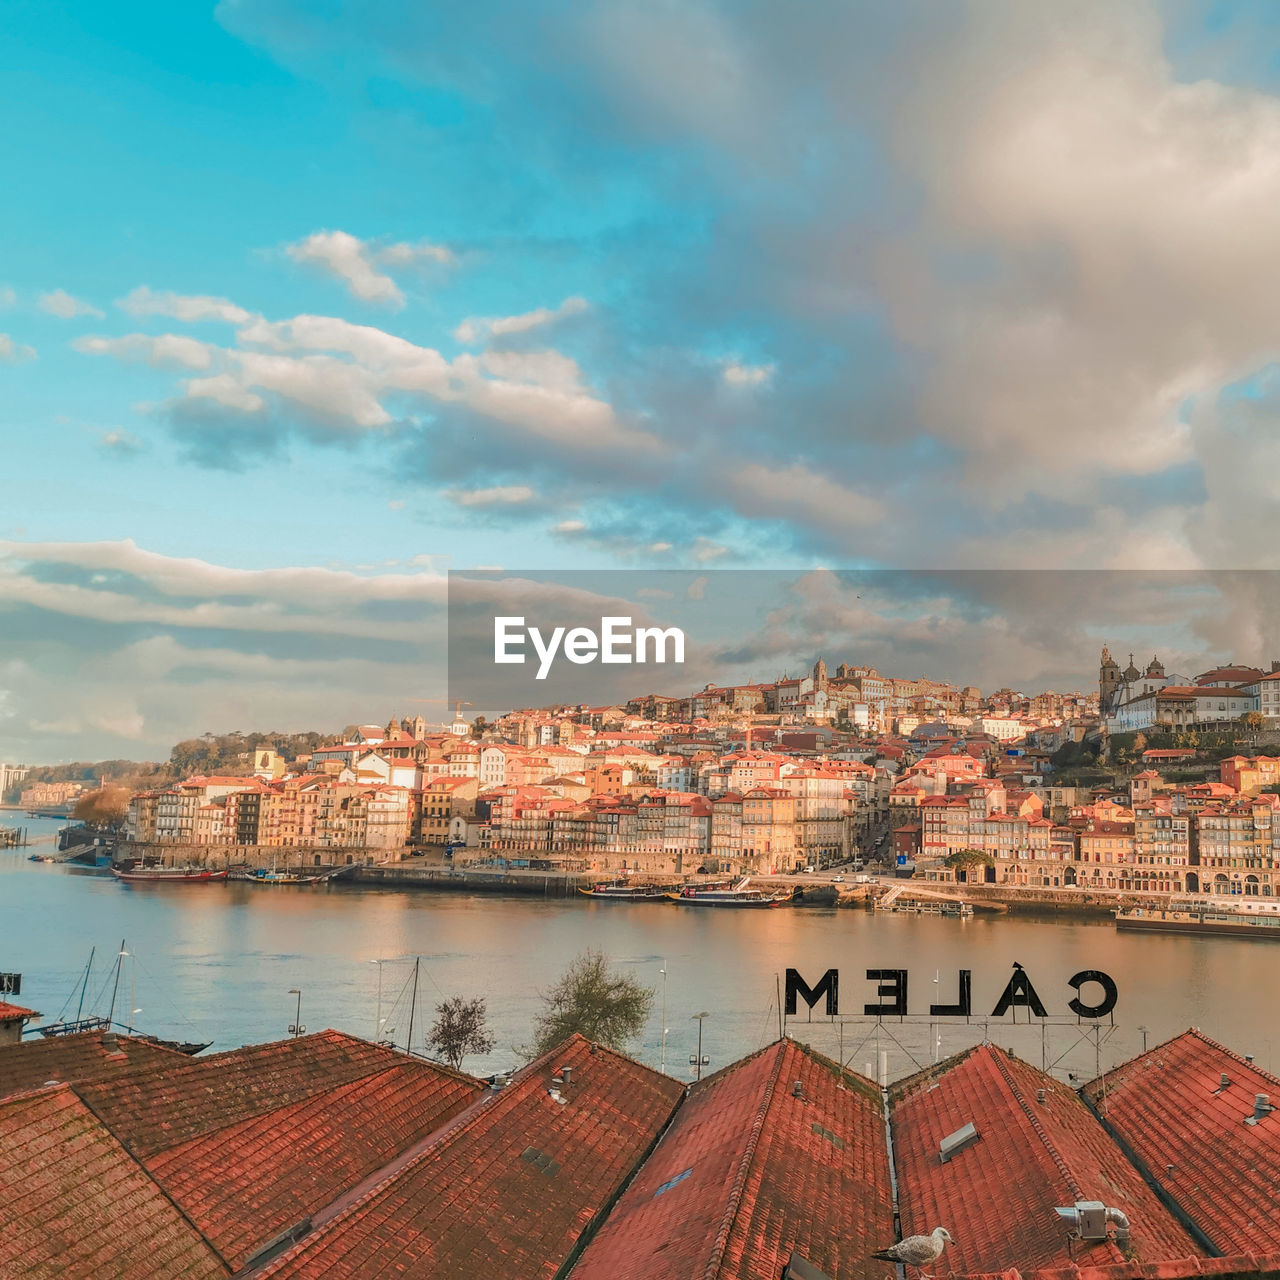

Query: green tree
[943,848,995,872]
[427,996,496,1070]
[529,949,654,1058]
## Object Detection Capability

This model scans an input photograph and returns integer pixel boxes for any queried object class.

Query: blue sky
[4,0,1280,759]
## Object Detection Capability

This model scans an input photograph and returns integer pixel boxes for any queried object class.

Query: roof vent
[940,1122,980,1163]
[1036,1088,1046,1104]
[1217,1073,1231,1092]
[561,1066,572,1084]
[1245,1054,1255,1063]
[792,1079,804,1098]
[1245,1093,1273,1126]
[782,1254,833,1280]
[1055,1201,1129,1245]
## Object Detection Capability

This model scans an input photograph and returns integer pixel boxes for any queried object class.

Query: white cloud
[39,289,104,319]
[0,286,15,309]
[554,519,587,534]
[100,429,144,455]
[454,295,588,345]
[722,361,773,387]
[74,333,217,370]
[0,334,36,365]
[377,240,455,267]
[448,485,537,507]
[287,230,404,307]
[117,286,251,325]
[727,463,884,535]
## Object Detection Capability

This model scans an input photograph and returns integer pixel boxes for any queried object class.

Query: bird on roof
[872,1227,954,1277]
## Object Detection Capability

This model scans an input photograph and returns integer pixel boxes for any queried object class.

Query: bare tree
[529,948,654,1058]
[427,995,496,1070]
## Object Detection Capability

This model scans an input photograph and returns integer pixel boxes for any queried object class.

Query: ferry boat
[578,882,670,901]
[112,864,229,883]
[667,877,792,908]
[1115,899,1280,939]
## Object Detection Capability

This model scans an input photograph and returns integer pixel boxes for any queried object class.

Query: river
[2,814,1276,1082]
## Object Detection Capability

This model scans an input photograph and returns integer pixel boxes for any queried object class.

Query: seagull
[872,1227,955,1278]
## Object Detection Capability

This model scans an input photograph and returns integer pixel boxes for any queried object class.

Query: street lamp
[690,1011,710,1081]
[288,989,305,1038]
[658,960,669,1073]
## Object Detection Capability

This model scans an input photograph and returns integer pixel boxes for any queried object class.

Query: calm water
[2,815,1276,1082]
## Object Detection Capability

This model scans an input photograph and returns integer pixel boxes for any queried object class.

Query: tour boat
[578,882,670,901]
[666,877,792,908]
[112,865,229,883]
[1115,900,1280,939]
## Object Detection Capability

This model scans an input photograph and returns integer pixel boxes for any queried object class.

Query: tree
[427,996,496,1070]
[529,949,654,1058]
[72,786,133,830]
[943,848,995,871]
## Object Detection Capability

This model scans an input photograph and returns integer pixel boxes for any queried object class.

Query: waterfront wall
[352,864,596,896]
[115,842,397,871]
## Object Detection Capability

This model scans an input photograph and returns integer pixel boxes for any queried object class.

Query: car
[832,874,845,883]
[803,865,816,874]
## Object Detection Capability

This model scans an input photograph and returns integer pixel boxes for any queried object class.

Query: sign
[784,965,1118,1020]
[0,973,20,996]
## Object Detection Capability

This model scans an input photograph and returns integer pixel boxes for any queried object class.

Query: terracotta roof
[1082,1029,1280,1256]
[145,1060,484,1270]
[0,1029,185,1102]
[258,1034,684,1279]
[571,1039,892,1280]
[890,1045,1201,1275]
[75,1030,412,1160]
[0,1001,37,1021]
[0,1085,230,1278]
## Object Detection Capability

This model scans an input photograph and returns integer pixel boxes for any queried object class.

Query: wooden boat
[666,876,792,908]
[578,882,669,901]
[112,865,228,883]
[1115,901,1280,939]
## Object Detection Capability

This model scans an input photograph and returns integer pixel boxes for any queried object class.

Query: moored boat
[667,876,792,908]
[1115,900,1280,939]
[112,865,228,883]
[578,882,669,900]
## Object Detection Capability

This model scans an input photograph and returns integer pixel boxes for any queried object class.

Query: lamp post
[288,989,305,1038]
[690,1011,710,1081]
[659,960,669,1073]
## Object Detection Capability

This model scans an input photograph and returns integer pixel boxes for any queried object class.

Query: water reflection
[2,815,1277,1082]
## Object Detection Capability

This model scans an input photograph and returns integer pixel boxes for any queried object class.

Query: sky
[4,1,1280,760]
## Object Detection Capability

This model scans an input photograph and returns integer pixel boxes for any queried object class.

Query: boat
[578,882,670,901]
[27,853,58,863]
[667,876,793,908]
[244,867,326,885]
[112,864,229,883]
[1115,901,1280,939]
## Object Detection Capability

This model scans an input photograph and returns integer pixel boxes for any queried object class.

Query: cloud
[0,334,36,365]
[287,230,407,306]
[727,463,885,535]
[117,286,251,325]
[454,295,588,345]
[99,429,144,456]
[39,289,104,319]
[553,519,587,534]
[74,333,217,370]
[722,362,773,387]
[285,230,453,308]
[0,286,14,309]
[447,485,537,507]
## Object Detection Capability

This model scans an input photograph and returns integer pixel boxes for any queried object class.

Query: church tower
[812,657,828,692]
[1099,646,1122,714]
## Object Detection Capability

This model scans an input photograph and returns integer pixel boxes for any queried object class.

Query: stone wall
[116,842,403,871]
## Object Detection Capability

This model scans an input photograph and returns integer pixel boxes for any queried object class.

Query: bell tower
[1099,646,1122,714]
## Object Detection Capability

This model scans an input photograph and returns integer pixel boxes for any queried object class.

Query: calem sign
[784,965,1118,1019]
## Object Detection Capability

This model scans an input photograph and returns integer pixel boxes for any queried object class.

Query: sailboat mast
[75,947,95,1022]
[108,939,125,1028]
[406,957,419,1058]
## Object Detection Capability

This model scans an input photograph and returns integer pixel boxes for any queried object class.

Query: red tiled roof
[572,1039,892,1280]
[0,1030,185,1102]
[75,1030,413,1160]
[145,1060,484,1270]
[0,1085,230,1278]
[1082,1029,1280,1256]
[890,1045,1201,1275]
[0,1001,37,1021]
[258,1034,684,1279]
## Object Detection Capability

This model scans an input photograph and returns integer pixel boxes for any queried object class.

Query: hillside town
[71,649,1280,900]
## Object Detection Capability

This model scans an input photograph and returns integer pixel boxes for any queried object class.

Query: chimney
[792,1080,804,1098]
[1036,1088,1046,1104]
[561,1066,572,1084]
[1219,1073,1231,1090]
[1246,1093,1273,1125]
